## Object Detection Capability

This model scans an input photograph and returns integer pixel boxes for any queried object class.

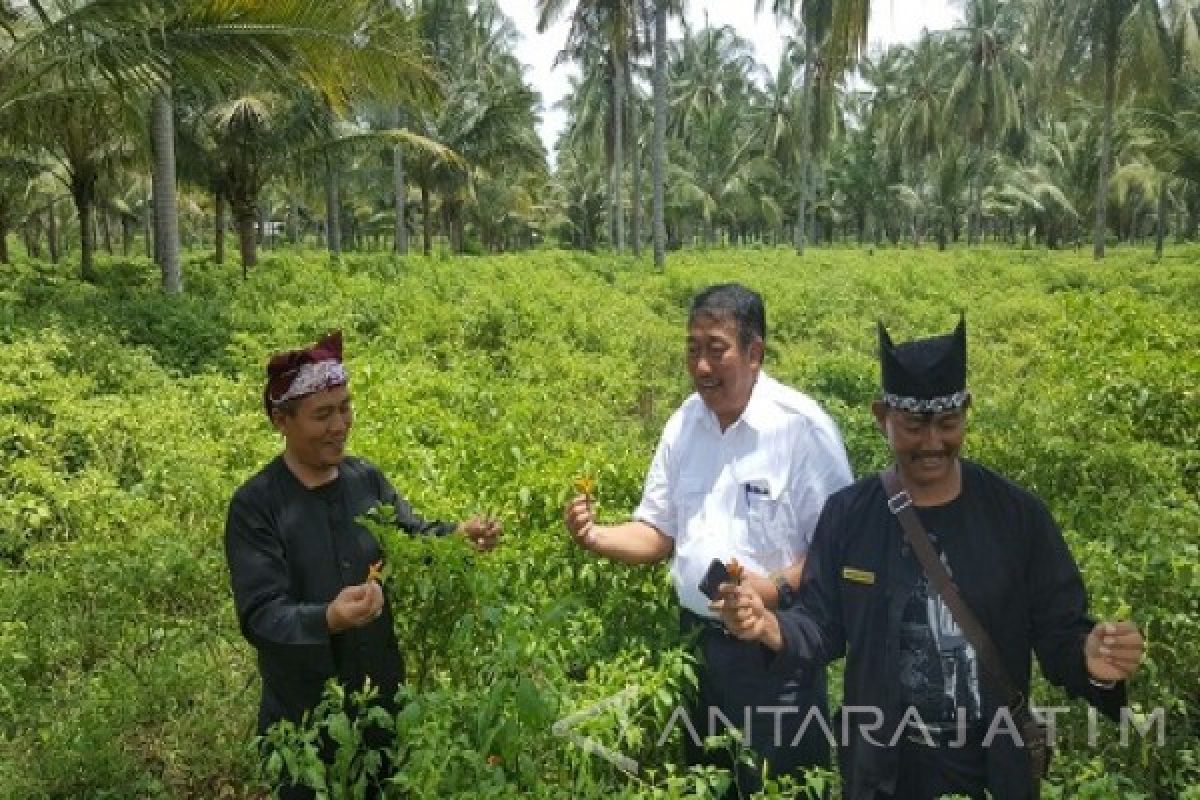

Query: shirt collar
[700,370,773,434]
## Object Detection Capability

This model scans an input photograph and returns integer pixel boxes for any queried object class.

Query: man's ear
[749,337,765,368]
[871,401,889,433]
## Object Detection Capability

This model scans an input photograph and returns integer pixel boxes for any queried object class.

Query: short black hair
[262,383,304,420]
[688,283,766,352]
[266,395,303,423]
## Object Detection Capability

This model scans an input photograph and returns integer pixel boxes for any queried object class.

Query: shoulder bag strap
[880,465,1027,712]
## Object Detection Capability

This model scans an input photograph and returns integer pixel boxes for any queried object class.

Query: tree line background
[2,0,1199,290]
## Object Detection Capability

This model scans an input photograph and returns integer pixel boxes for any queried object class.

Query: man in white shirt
[565,283,853,796]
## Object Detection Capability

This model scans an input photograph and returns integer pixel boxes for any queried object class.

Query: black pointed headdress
[878,316,968,413]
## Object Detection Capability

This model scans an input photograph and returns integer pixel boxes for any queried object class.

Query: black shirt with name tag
[768,460,1126,800]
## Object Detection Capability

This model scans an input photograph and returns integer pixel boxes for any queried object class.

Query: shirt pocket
[743,478,794,566]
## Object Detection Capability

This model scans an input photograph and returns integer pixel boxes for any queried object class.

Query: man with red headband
[224,331,500,797]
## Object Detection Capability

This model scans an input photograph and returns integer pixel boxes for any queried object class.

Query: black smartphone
[698,558,732,601]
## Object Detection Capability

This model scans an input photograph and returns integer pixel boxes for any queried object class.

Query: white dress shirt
[633,372,853,618]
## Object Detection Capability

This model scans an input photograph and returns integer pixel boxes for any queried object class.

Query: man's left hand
[461,515,502,552]
[1084,620,1144,683]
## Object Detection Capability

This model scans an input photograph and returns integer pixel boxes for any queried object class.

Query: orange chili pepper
[726,557,745,585]
[572,475,595,497]
[366,560,383,583]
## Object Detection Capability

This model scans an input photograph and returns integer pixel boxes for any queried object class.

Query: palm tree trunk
[23,220,38,259]
[969,135,985,246]
[794,27,817,255]
[421,185,433,256]
[652,0,668,269]
[287,198,299,246]
[393,145,408,255]
[101,211,113,255]
[1094,29,1118,260]
[812,162,826,245]
[214,191,226,265]
[394,106,408,256]
[151,90,183,292]
[71,172,98,282]
[611,51,626,253]
[258,204,270,250]
[151,205,160,263]
[141,206,151,260]
[1154,182,1167,259]
[325,157,341,258]
[121,216,132,256]
[914,160,926,248]
[630,83,642,258]
[236,205,257,276]
[77,201,95,280]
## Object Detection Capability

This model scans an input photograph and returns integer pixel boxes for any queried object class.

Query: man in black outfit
[714,318,1144,799]
[225,330,500,798]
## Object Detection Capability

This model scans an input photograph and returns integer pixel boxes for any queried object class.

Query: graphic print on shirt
[897,529,982,731]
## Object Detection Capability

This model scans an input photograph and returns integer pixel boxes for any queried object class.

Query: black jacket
[769,461,1126,800]
[224,456,454,733]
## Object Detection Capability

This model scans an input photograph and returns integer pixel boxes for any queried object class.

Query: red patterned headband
[263,331,348,417]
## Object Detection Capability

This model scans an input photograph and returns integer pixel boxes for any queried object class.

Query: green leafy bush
[0,246,1195,798]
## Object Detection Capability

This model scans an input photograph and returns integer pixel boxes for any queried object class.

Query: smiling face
[272,384,353,481]
[686,313,763,430]
[873,400,968,494]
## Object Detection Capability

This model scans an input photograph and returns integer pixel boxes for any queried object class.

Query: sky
[495,0,962,159]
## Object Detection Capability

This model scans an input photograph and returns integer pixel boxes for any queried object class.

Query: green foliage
[260,680,396,799]
[0,246,1196,798]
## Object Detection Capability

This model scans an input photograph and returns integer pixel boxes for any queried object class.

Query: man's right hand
[713,582,785,651]
[564,494,598,551]
[326,582,385,634]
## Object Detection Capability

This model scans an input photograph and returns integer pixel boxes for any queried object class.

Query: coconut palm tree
[1066,0,1138,257]
[755,0,871,253]
[1,0,438,286]
[538,0,654,253]
[891,32,953,246]
[1122,0,1200,256]
[945,0,1028,245]
[669,22,757,142]
[0,154,46,264]
[652,0,686,268]
[2,65,141,281]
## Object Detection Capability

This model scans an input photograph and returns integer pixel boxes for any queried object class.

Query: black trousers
[682,611,831,799]
[874,733,987,800]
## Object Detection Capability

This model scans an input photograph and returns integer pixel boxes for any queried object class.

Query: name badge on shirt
[842,567,876,585]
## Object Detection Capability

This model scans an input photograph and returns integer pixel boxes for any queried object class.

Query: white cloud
[495,0,960,161]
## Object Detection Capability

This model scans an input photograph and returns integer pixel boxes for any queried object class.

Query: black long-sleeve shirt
[224,455,456,732]
[769,460,1126,800]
